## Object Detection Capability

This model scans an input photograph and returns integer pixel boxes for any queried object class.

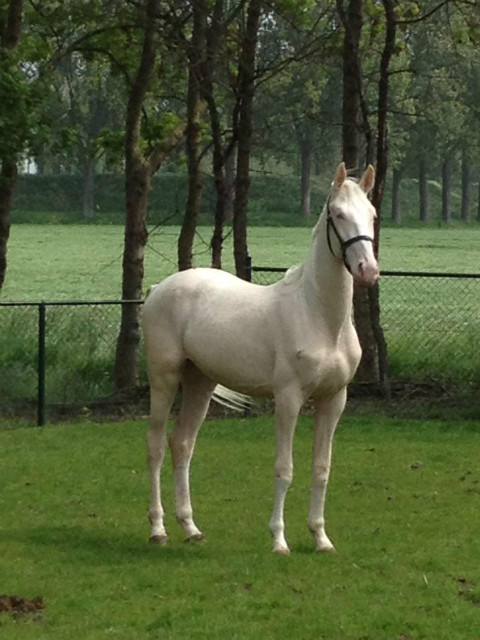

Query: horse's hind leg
[169,361,215,541]
[147,369,179,545]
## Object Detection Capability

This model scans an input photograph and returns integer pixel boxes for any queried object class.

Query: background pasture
[2,416,480,639]
[3,224,480,301]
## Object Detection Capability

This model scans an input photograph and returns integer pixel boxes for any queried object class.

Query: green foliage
[1,417,480,638]
[0,57,42,160]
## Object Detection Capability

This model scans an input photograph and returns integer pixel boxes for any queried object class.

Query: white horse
[142,162,379,554]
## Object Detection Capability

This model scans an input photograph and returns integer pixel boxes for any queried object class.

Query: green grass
[2,224,480,302]
[1,416,480,638]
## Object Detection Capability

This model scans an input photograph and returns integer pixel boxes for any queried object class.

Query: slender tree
[337,0,363,171]
[114,0,184,390]
[368,0,396,397]
[233,0,263,280]
[337,0,379,383]
[391,167,402,223]
[441,155,451,222]
[337,0,394,390]
[0,0,23,291]
[461,150,471,221]
[178,0,207,271]
[206,2,241,269]
[419,155,429,221]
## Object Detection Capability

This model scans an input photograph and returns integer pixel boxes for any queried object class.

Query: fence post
[37,302,46,426]
[245,254,252,282]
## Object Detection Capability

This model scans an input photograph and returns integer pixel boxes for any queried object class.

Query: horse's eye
[336,213,345,221]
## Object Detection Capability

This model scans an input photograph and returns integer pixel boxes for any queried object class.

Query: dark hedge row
[12,172,325,226]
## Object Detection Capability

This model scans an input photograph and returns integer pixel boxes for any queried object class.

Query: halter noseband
[326,197,374,273]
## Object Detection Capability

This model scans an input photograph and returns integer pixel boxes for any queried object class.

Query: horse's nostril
[358,261,364,275]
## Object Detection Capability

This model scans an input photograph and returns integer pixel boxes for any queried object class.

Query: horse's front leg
[307,387,347,552]
[269,387,303,555]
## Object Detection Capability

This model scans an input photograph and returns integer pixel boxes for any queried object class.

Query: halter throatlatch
[326,197,374,273]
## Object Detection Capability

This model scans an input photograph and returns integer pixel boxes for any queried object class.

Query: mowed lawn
[3,223,480,301]
[1,416,480,639]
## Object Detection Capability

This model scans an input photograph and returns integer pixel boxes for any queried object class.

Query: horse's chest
[294,340,360,397]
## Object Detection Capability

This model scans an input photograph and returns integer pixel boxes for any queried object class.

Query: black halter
[326,197,374,273]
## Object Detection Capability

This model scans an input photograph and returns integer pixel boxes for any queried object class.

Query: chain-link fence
[1,269,479,426]
[0,300,147,426]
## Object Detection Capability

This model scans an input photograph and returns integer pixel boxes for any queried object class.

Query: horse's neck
[301,210,354,333]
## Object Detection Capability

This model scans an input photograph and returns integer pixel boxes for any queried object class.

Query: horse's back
[144,268,265,318]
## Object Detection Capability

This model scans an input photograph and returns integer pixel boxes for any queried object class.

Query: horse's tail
[211,384,252,412]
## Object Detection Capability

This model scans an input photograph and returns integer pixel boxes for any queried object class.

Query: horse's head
[327,162,379,288]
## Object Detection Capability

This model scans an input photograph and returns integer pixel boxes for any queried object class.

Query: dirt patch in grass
[0,595,44,619]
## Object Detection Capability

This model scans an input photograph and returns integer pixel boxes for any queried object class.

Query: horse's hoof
[185,533,204,543]
[273,546,290,555]
[149,534,168,546]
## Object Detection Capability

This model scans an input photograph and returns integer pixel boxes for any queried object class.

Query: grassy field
[1,416,480,639]
[2,223,480,301]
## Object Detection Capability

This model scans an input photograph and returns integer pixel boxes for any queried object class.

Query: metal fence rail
[1,270,479,425]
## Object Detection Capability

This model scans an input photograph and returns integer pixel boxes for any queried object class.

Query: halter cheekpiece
[326,197,374,273]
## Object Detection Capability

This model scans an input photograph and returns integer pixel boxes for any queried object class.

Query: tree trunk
[0,161,17,290]
[113,0,189,390]
[419,156,429,221]
[2,0,22,50]
[442,155,451,222]
[391,167,401,223]
[177,86,204,271]
[233,0,262,280]
[114,0,158,392]
[300,135,313,219]
[338,0,383,386]
[209,97,230,269]
[338,0,363,171]
[461,153,470,222]
[203,0,228,269]
[0,0,23,291]
[371,0,395,253]
[477,175,480,223]
[368,0,395,398]
[224,148,236,222]
[82,158,96,219]
[178,0,207,272]
[114,163,150,390]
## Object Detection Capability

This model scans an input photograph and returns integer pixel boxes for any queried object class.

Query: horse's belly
[184,326,275,396]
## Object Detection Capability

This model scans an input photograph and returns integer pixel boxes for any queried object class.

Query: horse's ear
[359,164,375,193]
[333,162,347,190]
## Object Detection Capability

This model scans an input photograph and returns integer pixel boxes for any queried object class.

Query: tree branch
[395,0,451,25]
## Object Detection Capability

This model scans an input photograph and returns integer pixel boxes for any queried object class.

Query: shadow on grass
[0,524,211,566]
